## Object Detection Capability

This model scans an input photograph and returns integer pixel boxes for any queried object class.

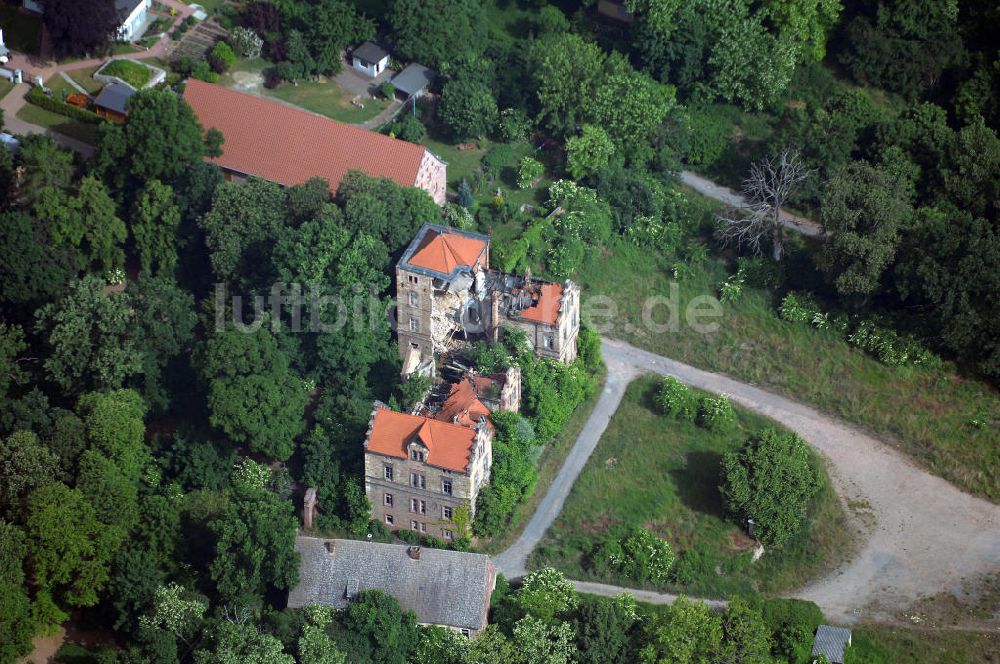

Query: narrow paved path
[492,351,638,578]
[680,170,825,237]
[0,83,94,156]
[495,338,1000,626]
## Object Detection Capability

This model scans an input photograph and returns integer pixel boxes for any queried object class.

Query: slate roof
[398,223,490,280]
[353,41,388,64]
[288,537,495,631]
[116,0,144,17]
[182,79,427,193]
[392,63,436,97]
[94,82,136,115]
[811,625,852,664]
[366,406,479,472]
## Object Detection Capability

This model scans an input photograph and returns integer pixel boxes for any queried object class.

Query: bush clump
[655,376,697,422]
[697,394,735,432]
[594,527,676,583]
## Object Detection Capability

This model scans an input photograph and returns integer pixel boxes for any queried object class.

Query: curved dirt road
[495,337,1000,625]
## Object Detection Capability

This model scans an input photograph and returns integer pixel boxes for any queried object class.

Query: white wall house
[351,41,389,78]
[23,0,151,42]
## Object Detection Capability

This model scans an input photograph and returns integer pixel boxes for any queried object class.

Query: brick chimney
[490,291,500,342]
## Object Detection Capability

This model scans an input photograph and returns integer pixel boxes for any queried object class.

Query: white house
[22,0,151,42]
[351,41,389,78]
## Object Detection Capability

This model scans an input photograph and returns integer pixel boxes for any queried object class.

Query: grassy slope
[848,625,1000,664]
[67,67,103,95]
[573,236,1000,502]
[531,375,849,597]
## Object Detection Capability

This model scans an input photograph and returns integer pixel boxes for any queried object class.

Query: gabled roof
[366,407,477,472]
[289,537,495,631]
[436,377,493,428]
[392,63,436,97]
[182,79,427,193]
[353,41,388,64]
[811,625,851,664]
[399,223,489,279]
[94,82,136,114]
[519,281,563,325]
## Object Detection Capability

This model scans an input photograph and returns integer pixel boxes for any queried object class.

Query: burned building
[395,223,580,375]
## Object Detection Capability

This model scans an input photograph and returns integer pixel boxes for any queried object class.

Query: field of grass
[477,366,607,555]
[67,66,103,95]
[0,3,41,53]
[0,80,14,101]
[572,235,1000,502]
[16,104,99,144]
[530,375,849,597]
[848,625,1000,663]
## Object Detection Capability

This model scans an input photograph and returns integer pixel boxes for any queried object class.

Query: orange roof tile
[367,408,476,473]
[183,79,427,193]
[408,229,487,275]
[436,378,492,428]
[519,282,563,325]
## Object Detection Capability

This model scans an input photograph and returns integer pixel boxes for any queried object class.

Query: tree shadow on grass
[670,450,726,517]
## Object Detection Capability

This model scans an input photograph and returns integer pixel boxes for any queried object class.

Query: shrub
[778,291,821,324]
[442,203,473,230]
[230,26,263,59]
[596,527,676,583]
[457,178,474,208]
[848,319,939,368]
[720,428,820,546]
[655,377,697,422]
[391,114,426,143]
[210,41,236,73]
[697,394,735,432]
[26,87,102,124]
[498,107,532,142]
[735,256,784,290]
[685,107,732,166]
[190,60,219,83]
[482,144,515,178]
[517,156,544,189]
[379,81,396,99]
[719,273,744,303]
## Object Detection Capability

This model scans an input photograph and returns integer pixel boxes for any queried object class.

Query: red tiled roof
[183,79,427,192]
[520,282,563,325]
[367,407,476,473]
[408,229,487,274]
[436,378,492,428]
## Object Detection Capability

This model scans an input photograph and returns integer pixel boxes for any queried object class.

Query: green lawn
[67,66,104,95]
[848,625,1000,664]
[99,59,152,88]
[16,103,100,144]
[531,376,849,597]
[0,3,41,54]
[0,80,14,102]
[572,234,1000,502]
[477,366,608,555]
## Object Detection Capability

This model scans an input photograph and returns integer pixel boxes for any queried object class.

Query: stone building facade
[363,403,492,541]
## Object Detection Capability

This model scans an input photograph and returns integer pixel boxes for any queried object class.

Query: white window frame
[384,493,393,506]
[409,290,418,307]
[442,478,452,495]
[385,514,394,525]
[384,464,393,481]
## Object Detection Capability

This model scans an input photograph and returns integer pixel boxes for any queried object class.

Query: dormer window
[410,449,425,462]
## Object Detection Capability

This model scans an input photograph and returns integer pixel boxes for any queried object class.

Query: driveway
[680,170,825,237]
[495,337,1000,626]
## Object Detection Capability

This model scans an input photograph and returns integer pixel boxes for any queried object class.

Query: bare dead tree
[715,149,810,261]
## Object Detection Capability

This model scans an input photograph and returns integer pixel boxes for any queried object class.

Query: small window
[419,522,427,533]
[407,275,418,285]
[543,333,554,349]
[443,506,453,520]
[410,449,425,462]
[410,498,418,512]
[410,342,420,350]
[442,479,452,495]
[409,317,420,332]
[384,464,393,481]
[385,514,394,525]
[411,472,426,489]
[460,628,471,637]
[408,291,418,307]
[419,500,426,514]
[443,529,454,540]
[384,493,393,507]
[410,520,418,530]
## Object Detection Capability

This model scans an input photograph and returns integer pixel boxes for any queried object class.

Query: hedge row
[26,86,103,124]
